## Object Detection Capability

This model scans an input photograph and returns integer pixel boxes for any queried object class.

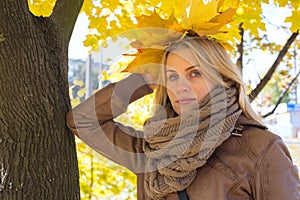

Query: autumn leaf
[28,0,55,17]
[129,28,185,49]
[129,0,238,48]
[81,0,93,16]
[279,69,289,76]
[122,48,165,80]
[285,9,300,33]
[83,34,101,52]
[187,0,219,29]
[136,9,174,28]
[182,0,238,34]
[134,10,173,32]
[208,7,237,27]
[130,10,185,49]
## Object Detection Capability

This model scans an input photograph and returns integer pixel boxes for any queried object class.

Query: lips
[176,98,196,104]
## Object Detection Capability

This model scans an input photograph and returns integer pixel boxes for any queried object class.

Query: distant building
[68,56,110,100]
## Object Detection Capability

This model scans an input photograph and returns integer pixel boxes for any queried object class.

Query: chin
[175,107,193,115]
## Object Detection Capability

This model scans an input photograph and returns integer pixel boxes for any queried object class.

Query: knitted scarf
[142,84,242,200]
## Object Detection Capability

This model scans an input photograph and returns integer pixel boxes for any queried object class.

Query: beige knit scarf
[142,84,242,200]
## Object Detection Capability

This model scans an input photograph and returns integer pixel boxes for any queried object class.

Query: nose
[176,76,191,93]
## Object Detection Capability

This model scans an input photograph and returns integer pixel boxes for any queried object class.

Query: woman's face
[166,48,214,115]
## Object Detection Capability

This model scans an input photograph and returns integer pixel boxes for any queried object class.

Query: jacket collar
[232,114,268,137]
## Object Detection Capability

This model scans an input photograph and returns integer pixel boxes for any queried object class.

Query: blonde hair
[153,36,263,124]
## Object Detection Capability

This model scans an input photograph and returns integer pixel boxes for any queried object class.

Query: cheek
[166,88,176,102]
[193,82,212,100]
[196,90,209,101]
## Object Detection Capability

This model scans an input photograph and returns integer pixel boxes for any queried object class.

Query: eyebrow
[166,65,200,73]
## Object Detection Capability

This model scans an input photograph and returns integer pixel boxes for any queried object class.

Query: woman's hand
[142,73,157,90]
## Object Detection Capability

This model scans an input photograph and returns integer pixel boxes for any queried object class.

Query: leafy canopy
[28,0,300,50]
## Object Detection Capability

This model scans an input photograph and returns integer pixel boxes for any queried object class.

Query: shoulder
[242,125,281,147]
[217,124,286,163]
[240,126,300,199]
[236,125,284,159]
[223,114,284,158]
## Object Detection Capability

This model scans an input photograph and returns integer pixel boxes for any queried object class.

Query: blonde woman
[67,36,300,200]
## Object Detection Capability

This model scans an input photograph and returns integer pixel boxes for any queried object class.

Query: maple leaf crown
[122,0,239,77]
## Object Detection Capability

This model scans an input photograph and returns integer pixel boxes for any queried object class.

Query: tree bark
[236,23,244,73]
[0,0,82,198]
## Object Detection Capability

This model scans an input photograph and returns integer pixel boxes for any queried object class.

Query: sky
[68,14,89,60]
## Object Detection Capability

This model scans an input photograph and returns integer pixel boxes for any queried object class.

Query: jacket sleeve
[66,74,153,173]
[254,137,300,200]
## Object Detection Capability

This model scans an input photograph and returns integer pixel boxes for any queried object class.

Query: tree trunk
[0,1,80,199]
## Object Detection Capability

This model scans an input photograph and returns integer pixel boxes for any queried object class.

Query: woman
[66,36,300,200]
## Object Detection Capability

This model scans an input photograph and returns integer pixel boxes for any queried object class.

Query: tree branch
[51,0,84,42]
[236,23,244,73]
[261,70,300,118]
[249,30,299,102]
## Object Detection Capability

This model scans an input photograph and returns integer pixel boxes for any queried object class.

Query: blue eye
[190,70,201,78]
[167,74,179,81]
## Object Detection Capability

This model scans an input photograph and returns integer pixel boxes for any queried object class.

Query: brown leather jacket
[66,74,300,200]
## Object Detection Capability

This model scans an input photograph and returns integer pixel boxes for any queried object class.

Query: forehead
[166,48,198,70]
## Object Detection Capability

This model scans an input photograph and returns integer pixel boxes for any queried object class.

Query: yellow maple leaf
[84,34,100,52]
[209,7,237,26]
[129,28,185,49]
[132,0,238,40]
[81,0,93,16]
[135,9,184,32]
[129,10,185,49]
[192,4,237,36]
[285,10,300,33]
[122,48,165,80]
[28,0,55,17]
[187,0,219,29]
